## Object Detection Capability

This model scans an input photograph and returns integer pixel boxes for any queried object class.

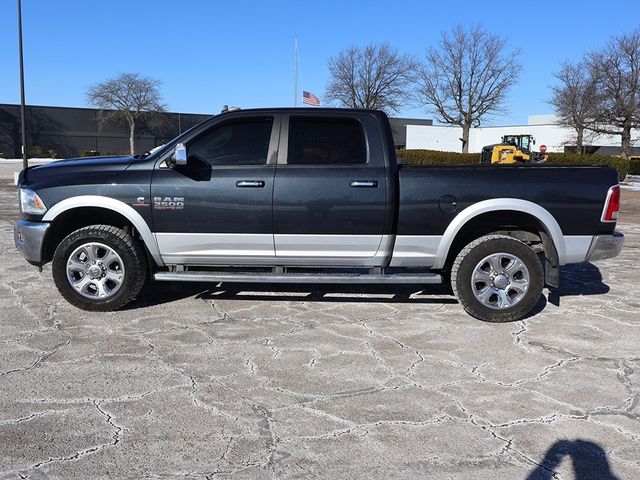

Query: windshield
[136,144,166,158]
[135,115,217,160]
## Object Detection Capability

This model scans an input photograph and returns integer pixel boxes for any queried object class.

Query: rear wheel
[451,234,544,322]
[52,225,147,311]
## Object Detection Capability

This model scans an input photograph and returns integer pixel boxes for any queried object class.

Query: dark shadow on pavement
[526,439,620,480]
[126,263,607,316]
[548,263,610,307]
[125,281,459,310]
[522,293,548,320]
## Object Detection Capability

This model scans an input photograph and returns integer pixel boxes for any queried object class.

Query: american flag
[302,90,320,106]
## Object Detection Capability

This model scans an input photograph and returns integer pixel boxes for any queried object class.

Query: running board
[154,271,443,285]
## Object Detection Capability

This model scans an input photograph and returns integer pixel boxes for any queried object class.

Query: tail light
[601,185,621,222]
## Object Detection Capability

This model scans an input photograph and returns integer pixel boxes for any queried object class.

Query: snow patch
[622,176,640,191]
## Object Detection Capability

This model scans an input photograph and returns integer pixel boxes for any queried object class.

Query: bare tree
[87,73,165,155]
[587,30,640,159]
[416,25,521,152]
[549,61,600,153]
[325,43,415,113]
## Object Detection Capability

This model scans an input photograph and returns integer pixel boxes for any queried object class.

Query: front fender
[42,195,163,266]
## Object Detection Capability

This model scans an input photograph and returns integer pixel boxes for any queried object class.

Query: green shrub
[545,153,629,181]
[629,157,640,176]
[79,150,100,157]
[397,149,629,181]
[28,145,51,158]
[397,149,481,165]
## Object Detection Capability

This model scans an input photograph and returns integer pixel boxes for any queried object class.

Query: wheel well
[444,210,549,270]
[42,207,141,264]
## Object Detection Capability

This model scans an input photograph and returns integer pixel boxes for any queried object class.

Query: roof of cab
[218,107,387,115]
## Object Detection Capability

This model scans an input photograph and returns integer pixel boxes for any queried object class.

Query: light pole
[17,0,28,173]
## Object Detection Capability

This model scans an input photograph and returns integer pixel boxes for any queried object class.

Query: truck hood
[19,155,136,188]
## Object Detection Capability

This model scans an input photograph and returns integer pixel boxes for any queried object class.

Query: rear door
[272,113,390,265]
[151,114,279,265]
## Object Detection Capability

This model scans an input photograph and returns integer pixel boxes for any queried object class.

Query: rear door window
[287,117,367,165]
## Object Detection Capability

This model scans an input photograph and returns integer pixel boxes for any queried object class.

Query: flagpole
[294,37,298,107]
[18,0,28,174]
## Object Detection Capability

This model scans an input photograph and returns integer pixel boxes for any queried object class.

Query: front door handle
[349,180,378,188]
[236,180,265,188]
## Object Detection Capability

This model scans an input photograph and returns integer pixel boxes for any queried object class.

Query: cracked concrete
[1,167,639,479]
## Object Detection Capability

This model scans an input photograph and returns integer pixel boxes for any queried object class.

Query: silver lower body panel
[389,235,442,267]
[156,233,395,267]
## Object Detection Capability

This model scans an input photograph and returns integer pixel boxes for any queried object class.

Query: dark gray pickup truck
[14,108,623,321]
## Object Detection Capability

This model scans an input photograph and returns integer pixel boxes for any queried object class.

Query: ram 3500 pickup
[14,108,624,322]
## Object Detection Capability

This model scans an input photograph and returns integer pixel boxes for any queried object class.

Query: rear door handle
[236,180,265,188]
[349,180,378,188]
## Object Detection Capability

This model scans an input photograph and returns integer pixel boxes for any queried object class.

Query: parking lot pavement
[1,169,639,479]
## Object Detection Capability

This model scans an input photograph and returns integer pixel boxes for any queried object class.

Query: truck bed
[396,164,618,237]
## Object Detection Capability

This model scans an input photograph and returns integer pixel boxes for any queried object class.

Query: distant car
[147,144,165,155]
[14,108,623,322]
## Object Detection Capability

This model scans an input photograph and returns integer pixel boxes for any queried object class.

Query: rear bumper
[14,220,50,266]
[586,232,624,262]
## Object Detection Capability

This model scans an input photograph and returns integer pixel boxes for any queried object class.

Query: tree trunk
[129,120,136,155]
[621,124,632,160]
[461,123,471,153]
[576,128,584,154]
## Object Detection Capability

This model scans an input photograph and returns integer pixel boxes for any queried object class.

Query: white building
[406,115,638,154]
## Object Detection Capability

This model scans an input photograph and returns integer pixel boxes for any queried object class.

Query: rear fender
[433,198,565,269]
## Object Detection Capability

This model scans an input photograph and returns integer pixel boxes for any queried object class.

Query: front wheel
[52,225,147,311]
[451,235,544,322]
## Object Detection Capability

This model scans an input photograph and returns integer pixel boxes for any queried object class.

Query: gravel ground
[0,163,639,479]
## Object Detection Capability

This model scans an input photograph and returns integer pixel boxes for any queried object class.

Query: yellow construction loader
[481,134,548,164]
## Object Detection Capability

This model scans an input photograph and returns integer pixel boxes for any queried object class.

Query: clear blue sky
[1,0,637,125]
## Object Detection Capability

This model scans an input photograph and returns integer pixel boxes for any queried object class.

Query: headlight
[20,188,47,215]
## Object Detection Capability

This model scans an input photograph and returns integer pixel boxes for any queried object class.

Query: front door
[272,114,389,265]
[152,115,279,265]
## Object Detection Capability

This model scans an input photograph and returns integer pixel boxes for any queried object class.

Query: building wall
[406,117,639,154]
[0,104,211,158]
[388,117,432,148]
[0,104,432,158]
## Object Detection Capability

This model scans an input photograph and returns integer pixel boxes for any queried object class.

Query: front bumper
[586,232,624,262]
[14,220,50,266]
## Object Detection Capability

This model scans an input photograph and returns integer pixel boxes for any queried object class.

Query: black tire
[451,234,544,322]
[52,225,147,311]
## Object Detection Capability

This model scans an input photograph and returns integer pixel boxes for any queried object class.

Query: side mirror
[172,143,187,166]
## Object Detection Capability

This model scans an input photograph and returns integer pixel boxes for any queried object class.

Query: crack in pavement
[13,401,122,477]
[1,214,638,478]
[0,335,72,378]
